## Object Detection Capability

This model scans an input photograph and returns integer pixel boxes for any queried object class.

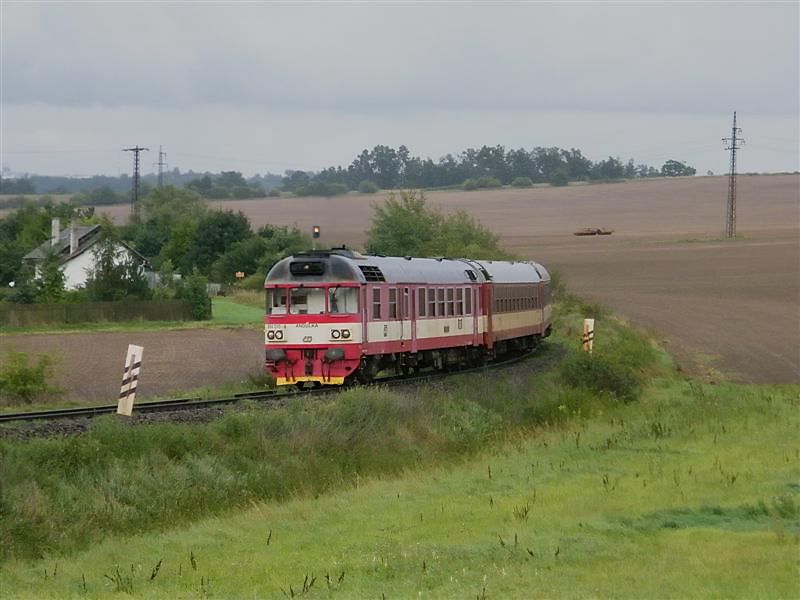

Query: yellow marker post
[582,318,595,354]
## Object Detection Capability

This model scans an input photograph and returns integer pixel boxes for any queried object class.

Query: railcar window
[465,288,472,315]
[428,288,436,316]
[266,288,287,315]
[446,288,454,316]
[389,288,397,319]
[402,288,410,320]
[437,289,445,316]
[328,287,358,314]
[456,288,463,315]
[290,287,325,315]
[418,288,426,317]
[372,288,381,319]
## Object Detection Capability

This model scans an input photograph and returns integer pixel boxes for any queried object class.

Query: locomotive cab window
[290,287,325,315]
[328,286,358,314]
[266,288,287,315]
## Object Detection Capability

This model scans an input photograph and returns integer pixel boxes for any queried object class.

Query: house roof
[23,225,150,268]
[24,225,102,262]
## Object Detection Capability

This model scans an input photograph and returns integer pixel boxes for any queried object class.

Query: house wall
[62,246,146,290]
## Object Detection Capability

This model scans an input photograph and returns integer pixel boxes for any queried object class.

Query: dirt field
[2,175,797,402]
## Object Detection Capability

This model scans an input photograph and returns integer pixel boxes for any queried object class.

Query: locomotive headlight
[274,330,284,340]
[266,330,276,340]
[341,329,351,339]
[331,329,341,339]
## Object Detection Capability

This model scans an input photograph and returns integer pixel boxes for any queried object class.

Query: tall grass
[0,299,665,563]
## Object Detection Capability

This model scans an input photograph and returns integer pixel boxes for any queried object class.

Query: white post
[582,318,595,354]
[117,344,144,416]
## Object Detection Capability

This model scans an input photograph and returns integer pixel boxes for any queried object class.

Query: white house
[23,218,151,290]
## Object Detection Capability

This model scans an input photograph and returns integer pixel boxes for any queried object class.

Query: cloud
[4,3,798,115]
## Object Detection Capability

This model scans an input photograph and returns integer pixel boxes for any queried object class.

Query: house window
[389,288,397,318]
[373,288,381,319]
[418,288,426,317]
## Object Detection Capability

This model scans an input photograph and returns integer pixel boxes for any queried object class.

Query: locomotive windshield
[266,286,358,315]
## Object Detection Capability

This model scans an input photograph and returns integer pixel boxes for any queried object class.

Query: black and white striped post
[117,344,143,416]
[581,319,595,354]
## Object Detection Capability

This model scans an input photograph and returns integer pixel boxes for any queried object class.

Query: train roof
[265,249,550,286]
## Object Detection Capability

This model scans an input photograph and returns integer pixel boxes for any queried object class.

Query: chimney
[51,218,60,247]
[69,223,79,255]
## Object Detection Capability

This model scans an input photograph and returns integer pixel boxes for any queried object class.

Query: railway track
[0,348,539,426]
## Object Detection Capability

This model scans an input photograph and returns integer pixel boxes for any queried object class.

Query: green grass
[0,301,796,596]
[0,380,796,598]
[0,297,262,334]
[210,297,264,324]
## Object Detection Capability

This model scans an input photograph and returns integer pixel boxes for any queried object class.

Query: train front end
[263,252,363,386]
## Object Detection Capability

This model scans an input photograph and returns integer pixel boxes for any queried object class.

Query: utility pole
[153,145,168,188]
[123,145,149,215]
[722,112,745,238]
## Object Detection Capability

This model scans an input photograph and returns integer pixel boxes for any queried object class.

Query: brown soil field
[1,175,797,403]
[0,328,264,404]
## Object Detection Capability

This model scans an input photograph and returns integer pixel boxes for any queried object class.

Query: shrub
[358,180,380,194]
[550,169,569,187]
[462,176,502,191]
[558,352,642,403]
[511,177,533,188]
[175,271,212,320]
[0,350,60,405]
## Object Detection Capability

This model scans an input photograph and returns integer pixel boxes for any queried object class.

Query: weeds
[0,349,61,405]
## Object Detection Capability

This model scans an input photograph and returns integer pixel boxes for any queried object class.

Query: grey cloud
[4,3,798,115]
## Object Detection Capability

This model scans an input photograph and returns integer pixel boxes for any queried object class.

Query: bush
[558,352,642,403]
[175,271,212,320]
[267,189,281,197]
[511,177,533,188]
[550,169,569,187]
[462,176,502,191]
[0,350,60,405]
[294,182,349,197]
[358,180,380,194]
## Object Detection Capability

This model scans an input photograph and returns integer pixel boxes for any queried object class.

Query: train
[263,247,552,387]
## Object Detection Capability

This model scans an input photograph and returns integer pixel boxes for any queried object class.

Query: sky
[1,1,798,178]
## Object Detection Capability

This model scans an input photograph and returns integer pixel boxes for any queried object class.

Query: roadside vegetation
[0,297,797,595]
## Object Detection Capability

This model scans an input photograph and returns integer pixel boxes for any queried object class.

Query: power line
[153,145,168,188]
[722,113,745,238]
[122,146,149,216]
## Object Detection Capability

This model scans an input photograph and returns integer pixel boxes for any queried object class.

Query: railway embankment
[0,296,797,596]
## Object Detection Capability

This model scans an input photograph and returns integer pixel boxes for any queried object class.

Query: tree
[36,250,65,303]
[366,190,509,259]
[186,210,253,275]
[84,224,150,301]
[661,160,696,177]
[366,190,439,256]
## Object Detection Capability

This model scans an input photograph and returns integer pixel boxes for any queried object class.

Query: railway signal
[312,225,320,250]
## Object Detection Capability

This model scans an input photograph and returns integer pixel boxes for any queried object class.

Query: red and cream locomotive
[263,248,552,386]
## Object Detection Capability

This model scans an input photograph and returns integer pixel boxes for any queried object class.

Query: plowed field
[2,175,797,403]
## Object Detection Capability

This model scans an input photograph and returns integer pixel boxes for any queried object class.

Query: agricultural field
[82,174,799,390]
[1,308,797,597]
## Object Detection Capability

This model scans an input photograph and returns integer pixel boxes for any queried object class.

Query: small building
[23,218,151,290]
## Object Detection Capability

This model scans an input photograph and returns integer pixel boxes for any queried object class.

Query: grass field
[1,380,797,598]
[0,302,797,597]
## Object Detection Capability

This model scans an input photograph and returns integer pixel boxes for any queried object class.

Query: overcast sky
[2,2,798,177]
